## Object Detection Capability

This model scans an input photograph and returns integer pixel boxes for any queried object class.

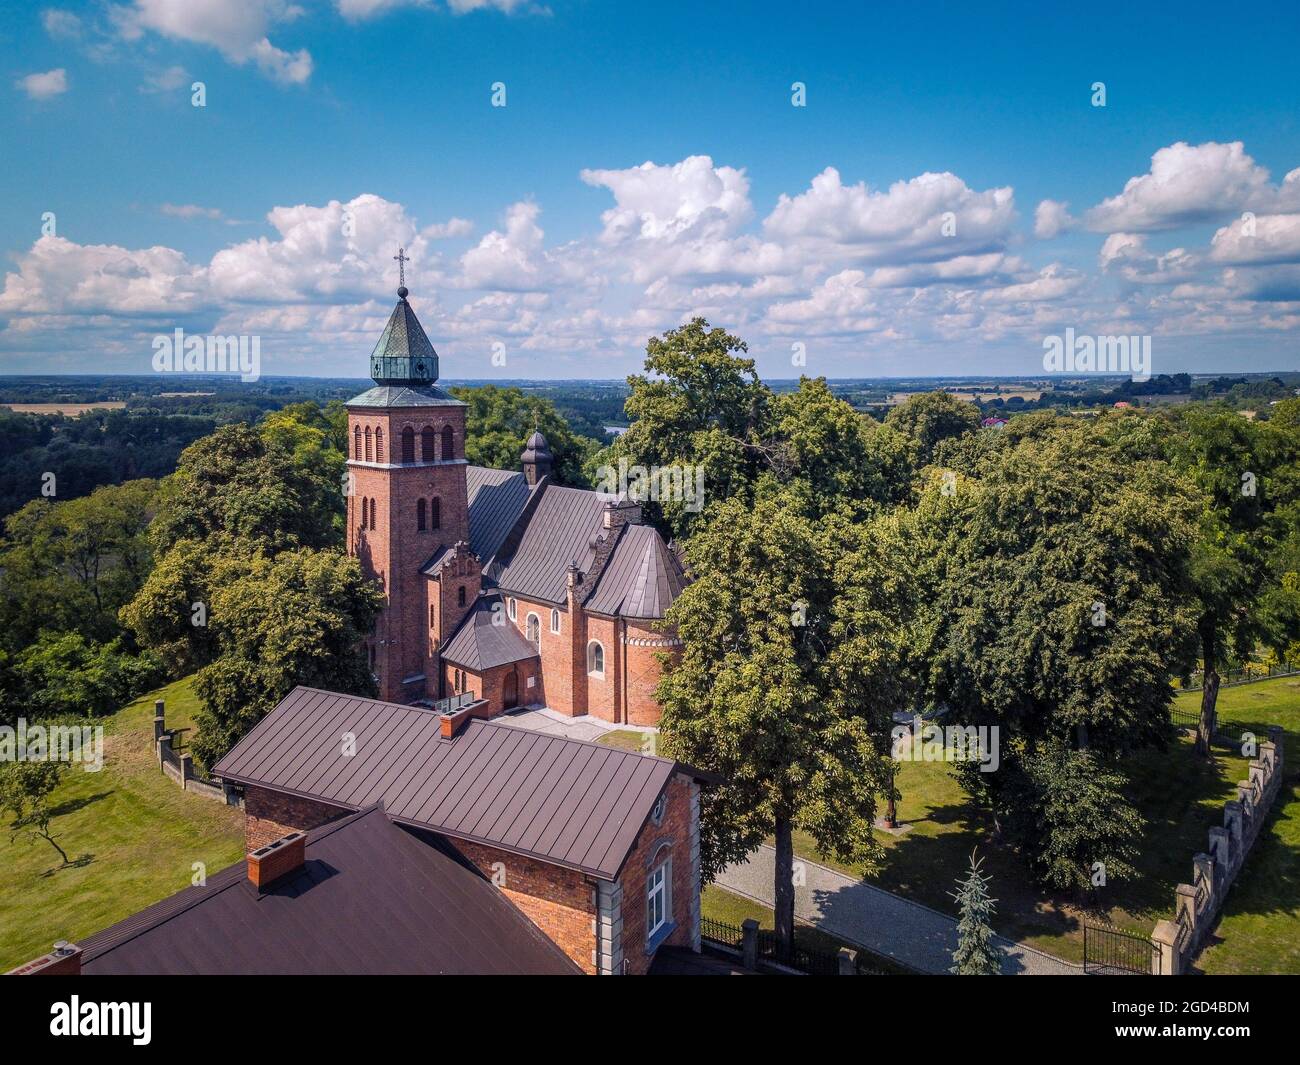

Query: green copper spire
[368,248,439,385]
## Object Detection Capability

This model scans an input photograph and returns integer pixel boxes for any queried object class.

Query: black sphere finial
[397,285,409,299]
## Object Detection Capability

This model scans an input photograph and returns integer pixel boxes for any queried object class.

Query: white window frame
[550,608,561,634]
[587,641,605,678]
[646,861,670,941]
[526,612,540,647]
[507,598,517,622]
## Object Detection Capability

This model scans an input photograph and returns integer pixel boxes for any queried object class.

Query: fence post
[153,699,165,743]
[837,947,857,975]
[1208,826,1232,877]
[1192,852,1214,898]
[156,733,171,770]
[1150,921,1181,975]
[1223,801,1244,854]
[178,752,193,788]
[741,919,759,971]
[1174,884,1197,937]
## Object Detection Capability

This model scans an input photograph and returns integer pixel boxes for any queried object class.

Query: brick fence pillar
[741,918,759,971]
[1151,921,1181,975]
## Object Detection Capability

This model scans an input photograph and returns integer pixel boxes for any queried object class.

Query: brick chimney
[6,941,82,975]
[602,497,642,530]
[247,831,306,890]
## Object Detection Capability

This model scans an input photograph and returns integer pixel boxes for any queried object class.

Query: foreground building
[12,686,715,976]
[348,279,686,724]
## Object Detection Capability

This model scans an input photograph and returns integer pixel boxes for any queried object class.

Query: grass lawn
[1190,677,1300,974]
[0,677,245,971]
[596,729,653,753]
[787,679,1298,969]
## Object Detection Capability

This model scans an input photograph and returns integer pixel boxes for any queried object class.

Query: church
[345,274,687,726]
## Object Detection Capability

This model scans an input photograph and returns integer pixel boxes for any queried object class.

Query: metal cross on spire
[393,246,409,291]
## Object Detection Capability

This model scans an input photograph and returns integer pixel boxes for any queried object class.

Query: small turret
[521,430,553,486]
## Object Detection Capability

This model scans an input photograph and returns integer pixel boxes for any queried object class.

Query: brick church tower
[346,257,469,703]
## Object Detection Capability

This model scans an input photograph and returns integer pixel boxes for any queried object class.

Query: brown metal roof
[465,465,534,563]
[79,807,579,975]
[212,687,681,880]
[488,484,608,605]
[585,523,687,619]
[442,594,541,671]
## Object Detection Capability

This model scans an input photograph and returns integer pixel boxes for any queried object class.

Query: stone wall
[1151,725,1285,974]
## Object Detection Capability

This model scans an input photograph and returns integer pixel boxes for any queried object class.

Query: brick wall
[615,772,697,975]
[451,839,598,973]
[243,785,348,851]
[443,658,541,715]
[623,622,682,727]
[347,403,470,703]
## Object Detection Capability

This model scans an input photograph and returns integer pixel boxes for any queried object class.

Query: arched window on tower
[359,498,368,531]
[369,498,377,530]
[526,613,540,647]
[353,426,361,459]
[587,641,605,677]
[364,426,373,462]
[417,498,426,531]
[458,586,466,608]
[442,425,455,460]
[421,426,436,462]
[401,426,415,464]
[430,497,441,530]
[375,428,384,462]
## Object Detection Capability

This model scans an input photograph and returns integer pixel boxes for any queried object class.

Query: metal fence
[698,916,846,975]
[1181,660,1298,692]
[1169,706,1261,752]
[1083,923,1158,975]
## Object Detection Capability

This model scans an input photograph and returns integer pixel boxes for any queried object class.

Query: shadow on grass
[47,791,112,819]
[38,853,94,877]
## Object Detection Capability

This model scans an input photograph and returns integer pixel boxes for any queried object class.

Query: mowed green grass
[1190,677,1300,974]
[0,677,245,971]
[789,682,1299,968]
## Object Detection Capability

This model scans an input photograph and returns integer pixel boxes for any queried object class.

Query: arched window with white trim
[526,613,540,647]
[587,641,605,677]
[550,608,561,634]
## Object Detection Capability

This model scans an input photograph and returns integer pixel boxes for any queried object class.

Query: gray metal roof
[442,595,540,671]
[79,807,579,975]
[586,523,687,619]
[346,383,466,408]
[489,484,608,605]
[212,687,680,880]
[465,466,534,563]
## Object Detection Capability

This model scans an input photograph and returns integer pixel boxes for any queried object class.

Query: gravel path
[716,844,1083,975]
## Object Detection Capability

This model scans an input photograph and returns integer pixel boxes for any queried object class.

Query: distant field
[2,401,127,414]
[886,388,1043,405]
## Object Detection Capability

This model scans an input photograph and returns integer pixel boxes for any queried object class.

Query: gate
[1083,923,1158,975]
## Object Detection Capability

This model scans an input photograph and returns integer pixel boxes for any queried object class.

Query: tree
[0,760,71,868]
[950,850,1000,975]
[910,415,1199,886]
[190,548,384,768]
[884,390,981,466]
[148,423,342,554]
[658,484,909,950]
[598,319,772,539]
[0,479,157,652]
[13,631,163,719]
[1163,408,1298,756]
[449,384,599,486]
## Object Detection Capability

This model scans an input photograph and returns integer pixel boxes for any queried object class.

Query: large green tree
[884,390,982,466]
[191,548,383,768]
[910,415,1199,891]
[658,484,911,949]
[1163,407,1300,755]
[596,319,772,539]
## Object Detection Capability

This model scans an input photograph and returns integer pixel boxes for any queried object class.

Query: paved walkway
[716,844,1082,975]
[495,705,658,743]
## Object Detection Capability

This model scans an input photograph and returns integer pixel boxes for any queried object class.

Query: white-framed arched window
[587,641,605,677]
[507,598,517,622]
[550,608,561,634]
[526,613,540,647]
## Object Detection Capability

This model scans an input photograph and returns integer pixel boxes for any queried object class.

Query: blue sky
[2,0,1299,380]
